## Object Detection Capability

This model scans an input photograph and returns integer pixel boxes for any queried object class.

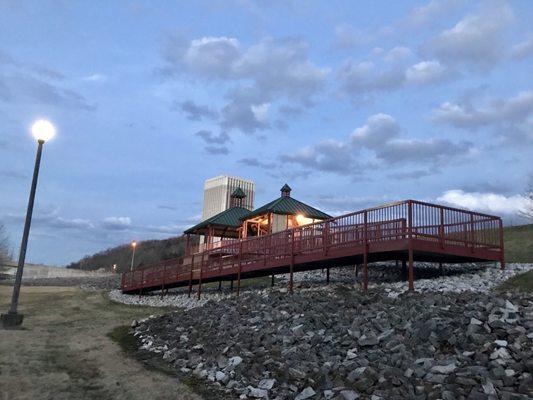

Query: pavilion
[183,188,249,254]
[183,184,331,254]
[239,184,331,237]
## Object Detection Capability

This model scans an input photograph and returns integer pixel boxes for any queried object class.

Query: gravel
[109,263,532,308]
[128,263,533,399]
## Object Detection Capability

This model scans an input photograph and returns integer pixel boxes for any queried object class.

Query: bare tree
[0,224,12,265]
[519,178,533,221]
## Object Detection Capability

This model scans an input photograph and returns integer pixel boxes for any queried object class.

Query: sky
[0,0,532,266]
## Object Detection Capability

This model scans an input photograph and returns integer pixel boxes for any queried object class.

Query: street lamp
[1,119,55,328]
[130,241,137,271]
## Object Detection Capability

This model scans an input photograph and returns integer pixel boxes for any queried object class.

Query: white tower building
[201,175,255,221]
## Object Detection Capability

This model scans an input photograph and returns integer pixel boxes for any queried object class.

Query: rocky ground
[129,264,533,400]
[109,263,529,309]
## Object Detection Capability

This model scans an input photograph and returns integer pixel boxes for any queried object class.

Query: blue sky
[0,0,532,266]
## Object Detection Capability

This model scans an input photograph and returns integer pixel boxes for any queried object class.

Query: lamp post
[130,241,137,271]
[1,119,55,328]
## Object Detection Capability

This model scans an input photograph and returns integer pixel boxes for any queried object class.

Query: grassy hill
[504,223,533,263]
[66,235,198,273]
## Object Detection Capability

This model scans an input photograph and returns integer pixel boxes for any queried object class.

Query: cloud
[350,113,400,148]
[316,194,392,214]
[194,130,230,155]
[195,130,230,145]
[178,100,218,121]
[0,49,92,110]
[238,158,276,169]
[431,90,533,144]
[437,189,527,215]
[280,113,472,176]
[82,73,107,82]
[161,36,328,133]
[5,209,94,230]
[403,0,463,28]
[101,216,132,230]
[204,145,229,155]
[0,169,27,180]
[510,36,533,60]
[0,74,94,110]
[339,60,405,94]
[333,23,394,50]
[423,1,513,68]
[405,60,450,85]
[339,51,450,96]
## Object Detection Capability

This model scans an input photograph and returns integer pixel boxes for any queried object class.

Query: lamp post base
[1,312,24,328]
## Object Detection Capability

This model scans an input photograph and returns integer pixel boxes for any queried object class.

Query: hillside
[504,223,533,263]
[67,235,198,273]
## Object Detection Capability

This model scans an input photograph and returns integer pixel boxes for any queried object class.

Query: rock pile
[133,286,533,399]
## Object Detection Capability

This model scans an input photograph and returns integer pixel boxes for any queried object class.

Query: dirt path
[0,285,202,400]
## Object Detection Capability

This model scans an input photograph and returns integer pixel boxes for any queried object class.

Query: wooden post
[197,253,204,300]
[363,210,368,293]
[230,279,234,291]
[237,241,243,296]
[408,246,414,291]
[160,265,166,299]
[402,260,407,281]
[188,254,194,297]
[439,262,443,276]
[289,230,295,294]
[323,221,329,256]
[326,267,330,284]
[408,201,415,291]
[439,208,444,249]
[470,214,475,253]
[218,280,222,291]
[499,219,505,270]
[271,274,275,287]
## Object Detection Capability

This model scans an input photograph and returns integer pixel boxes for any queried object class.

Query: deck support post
[408,200,415,291]
[439,262,443,276]
[363,247,368,293]
[326,267,330,284]
[499,219,505,270]
[197,253,204,300]
[188,255,194,298]
[408,247,414,291]
[363,210,369,293]
[230,280,234,291]
[402,260,407,281]
[218,280,222,291]
[271,274,275,287]
[237,242,243,297]
[289,230,295,294]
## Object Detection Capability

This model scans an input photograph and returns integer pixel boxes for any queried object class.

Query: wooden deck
[121,200,504,295]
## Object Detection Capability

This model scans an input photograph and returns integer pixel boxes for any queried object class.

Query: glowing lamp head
[131,241,137,248]
[32,119,56,142]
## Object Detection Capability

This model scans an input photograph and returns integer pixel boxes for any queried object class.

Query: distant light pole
[130,241,137,271]
[112,264,117,273]
[1,119,55,328]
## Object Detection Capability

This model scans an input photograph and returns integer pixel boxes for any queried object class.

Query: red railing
[121,200,503,292]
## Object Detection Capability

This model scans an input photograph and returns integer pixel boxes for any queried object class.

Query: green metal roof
[184,206,249,236]
[231,187,246,198]
[240,196,331,221]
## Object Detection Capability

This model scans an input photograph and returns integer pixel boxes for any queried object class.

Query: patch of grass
[497,270,533,293]
[107,325,138,354]
[504,223,533,263]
